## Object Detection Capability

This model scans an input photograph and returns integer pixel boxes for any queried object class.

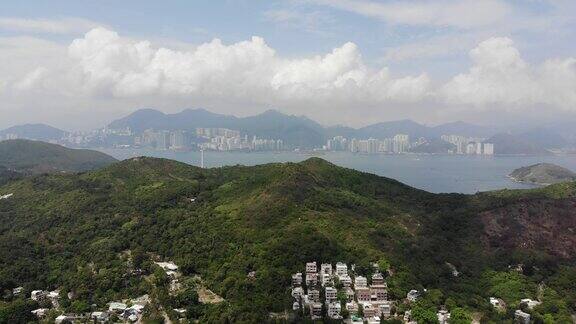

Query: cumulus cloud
[442,37,576,109]
[17,27,428,104]
[0,17,103,34]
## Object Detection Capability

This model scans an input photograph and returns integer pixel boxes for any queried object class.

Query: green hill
[0,157,575,322]
[509,163,576,185]
[0,139,117,175]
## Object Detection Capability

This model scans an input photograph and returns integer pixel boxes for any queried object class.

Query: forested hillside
[0,157,575,323]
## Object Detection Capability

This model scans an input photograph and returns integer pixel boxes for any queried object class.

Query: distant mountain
[0,123,68,141]
[108,108,326,148]
[431,121,497,138]
[0,139,117,174]
[518,128,569,149]
[410,139,456,154]
[486,133,552,155]
[509,163,576,185]
[355,119,432,139]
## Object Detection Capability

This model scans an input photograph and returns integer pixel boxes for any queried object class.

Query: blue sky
[0,0,575,129]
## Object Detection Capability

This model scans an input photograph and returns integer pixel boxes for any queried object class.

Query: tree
[411,305,439,324]
[450,307,472,324]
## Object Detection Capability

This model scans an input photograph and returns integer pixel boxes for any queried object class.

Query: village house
[321,273,333,287]
[328,302,342,319]
[306,262,317,273]
[407,289,419,302]
[356,287,371,302]
[325,286,337,302]
[370,284,388,301]
[30,290,47,301]
[362,303,378,318]
[371,272,385,285]
[91,311,109,322]
[31,308,48,318]
[346,301,359,314]
[309,302,323,320]
[520,298,541,310]
[379,302,392,318]
[437,309,450,324]
[355,276,367,288]
[320,263,332,275]
[340,274,352,287]
[291,287,304,299]
[292,272,302,286]
[12,287,23,296]
[308,288,320,302]
[367,316,381,324]
[336,262,348,276]
[305,272,318,287]
[515,309,531,324]
[109,302,128,313]
[155,261,178,272]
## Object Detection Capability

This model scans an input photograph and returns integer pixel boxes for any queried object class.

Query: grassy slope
[0,157,574,321]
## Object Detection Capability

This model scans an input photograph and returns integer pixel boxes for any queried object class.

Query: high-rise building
[483,143,494,155]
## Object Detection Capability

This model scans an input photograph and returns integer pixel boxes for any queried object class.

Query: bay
[98,148,576,194]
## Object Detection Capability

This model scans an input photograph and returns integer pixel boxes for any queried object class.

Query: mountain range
[0,154,575,322]
[0,124,68,141]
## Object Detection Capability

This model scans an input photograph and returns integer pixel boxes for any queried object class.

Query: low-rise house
[321,273,333,287]
[328,302,342,319]
[109,302,128,313]
[340,274,352,287]
[155,261,178,272]
[292,273,303,286]
[371,284,388,301]
[356,287,371,302]
[308,289,320,302]
[31,308,48,318]
[309,302,323,320]
[336,262,348,276]
[305,272,318,287]
[355,276,367,288]
[30,290,47,301]
[362,303,378,318]
[407,289,419,302]
[306,262,317,273]
[379,302,392,318]
[520,298,541,310]
[367,316,381,324]
[346,301,359,314]
[91,311,109,322]
[320,263,333,275]
[12,287,24,296]
[291,287,304,300]
[371,272,385,285]
[325,286,337,302]
[47,290,59,299]
[437,310,450,324]
[515,309,531,324]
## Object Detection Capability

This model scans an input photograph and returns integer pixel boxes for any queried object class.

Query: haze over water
[99,149,576,194]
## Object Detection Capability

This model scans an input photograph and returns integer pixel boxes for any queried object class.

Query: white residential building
[306,262,317,273]
[291,287,304,300]
[515,310,531,324]
[305,272,318,287]
[437,310,451,324]
[407,289,419,302]
[320,263,332,275]
[336,262,348,276]
[328,302,342,319]
[325,286,337,302]
[340,274,352,287]
[292,272,303,286]
[355,276,367,288]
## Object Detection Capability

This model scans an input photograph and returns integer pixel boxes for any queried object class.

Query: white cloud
[311,0,511,29]
[442,37,576,109]
[19,27,427,104]
[0,17,103,34]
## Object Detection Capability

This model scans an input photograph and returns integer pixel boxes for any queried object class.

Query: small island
[509,163,576,185]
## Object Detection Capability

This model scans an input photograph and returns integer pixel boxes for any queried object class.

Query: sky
[0,0,575,130]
